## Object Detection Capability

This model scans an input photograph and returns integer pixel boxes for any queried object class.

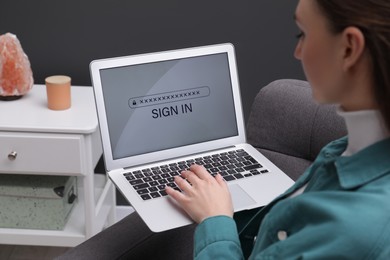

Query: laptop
[90,43,294,232]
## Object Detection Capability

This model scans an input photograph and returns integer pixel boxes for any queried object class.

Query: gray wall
[0,0,304,121]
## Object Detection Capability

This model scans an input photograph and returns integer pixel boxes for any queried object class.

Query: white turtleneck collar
[337,107,390,156]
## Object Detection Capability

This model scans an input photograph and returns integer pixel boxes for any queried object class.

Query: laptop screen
[99,53,238,160]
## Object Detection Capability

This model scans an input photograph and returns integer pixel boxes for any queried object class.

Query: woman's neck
[337,108,390,156]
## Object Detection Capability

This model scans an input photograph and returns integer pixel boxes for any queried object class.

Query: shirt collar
[337,108,390,156]
[334,137,390,189]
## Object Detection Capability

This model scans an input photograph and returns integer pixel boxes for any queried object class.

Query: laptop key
[143,177,152,182]
[170,166,180,171]
[212,162,221,167]
[144,172,153,177]
[204,164,213,169]
[149,181,158,187]
[125,175,135,181]
[261,170,269,174]
[150,192,161,198]
[223,175,236,181]
[244,164,262,171]
[226,164,235,169]
[134,173,144,179]
[235,162,244,168]
[166,182,176,188]
[221,156,229,161]
[236,167,245,172]
[130,179,144,185]
[227,169,236,175]
[160,190,168,196]
[134,183,149,190]
[152,170,162,175]
[152,175,162,180]
[161,173,170,178]
[179,165,188,171]
[234,173,244,179]
[158,179,168,184]
[204,159,213,164]
[141,194,152,200]
[228,159,238,164]
[137,189,149,195]
[149,187,158,192]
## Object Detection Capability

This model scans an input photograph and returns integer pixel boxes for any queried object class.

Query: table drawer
[0,132,83,174]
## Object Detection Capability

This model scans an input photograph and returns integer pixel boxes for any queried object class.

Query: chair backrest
[247,79,347,162]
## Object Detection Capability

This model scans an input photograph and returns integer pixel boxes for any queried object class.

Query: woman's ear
[341,27,366,72]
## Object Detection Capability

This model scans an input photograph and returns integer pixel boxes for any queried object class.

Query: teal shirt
[194,137,390,259]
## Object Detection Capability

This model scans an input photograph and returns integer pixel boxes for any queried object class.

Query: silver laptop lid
[90,43,246,171]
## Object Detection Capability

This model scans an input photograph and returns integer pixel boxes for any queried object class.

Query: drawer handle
[8,151,17,161]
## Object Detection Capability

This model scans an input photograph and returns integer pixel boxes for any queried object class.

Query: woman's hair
[315,0,390,130]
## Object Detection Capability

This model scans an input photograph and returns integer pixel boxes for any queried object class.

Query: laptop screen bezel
[90,43,247,172]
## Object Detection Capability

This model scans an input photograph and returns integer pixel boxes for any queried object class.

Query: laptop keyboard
[123,149,270,201]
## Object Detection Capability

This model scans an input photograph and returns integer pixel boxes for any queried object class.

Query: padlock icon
[133,100,137,106]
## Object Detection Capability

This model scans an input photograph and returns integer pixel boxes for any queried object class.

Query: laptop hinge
[123,145,236,170]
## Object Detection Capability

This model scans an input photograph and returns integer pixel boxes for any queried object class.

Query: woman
[166,0,390,259]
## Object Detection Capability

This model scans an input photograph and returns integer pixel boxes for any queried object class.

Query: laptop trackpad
[229,184,256,210]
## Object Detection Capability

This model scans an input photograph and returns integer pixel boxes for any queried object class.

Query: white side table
[0,85,116,247]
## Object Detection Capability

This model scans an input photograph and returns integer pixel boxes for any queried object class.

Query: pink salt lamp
[0,33,34,100]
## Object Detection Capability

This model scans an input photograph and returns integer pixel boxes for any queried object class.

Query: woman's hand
[165,164,234,223]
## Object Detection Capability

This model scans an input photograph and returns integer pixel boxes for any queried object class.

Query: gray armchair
[58,79,347,260]
[247,79,346,181]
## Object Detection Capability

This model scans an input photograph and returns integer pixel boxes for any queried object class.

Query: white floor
[0,206,135,260]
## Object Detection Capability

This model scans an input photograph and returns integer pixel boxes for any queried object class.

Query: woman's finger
[181,170,201,186]
[174,175,192,192]
[215,173,226,185]
[165,186,187,203]
[189,164,213,180]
